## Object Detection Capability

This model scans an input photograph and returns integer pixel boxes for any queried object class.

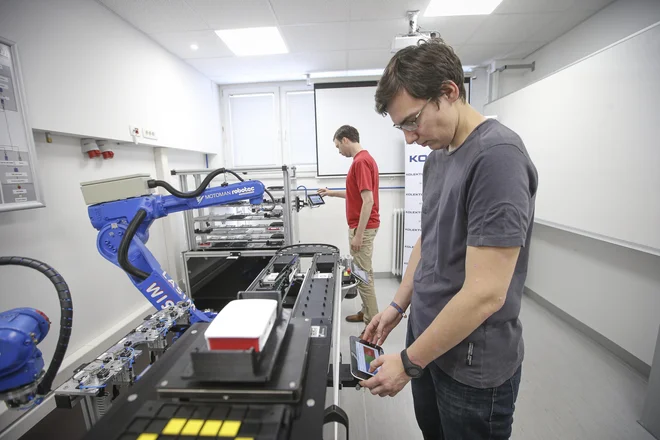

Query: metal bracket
[79,395,100,430]
[407,10,420,34]
[327,363,360,390]
[495,61,535,73]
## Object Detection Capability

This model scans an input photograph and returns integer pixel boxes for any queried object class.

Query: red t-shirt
[346,150,380,229]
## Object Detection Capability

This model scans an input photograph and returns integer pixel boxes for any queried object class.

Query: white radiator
[391,208,405,276]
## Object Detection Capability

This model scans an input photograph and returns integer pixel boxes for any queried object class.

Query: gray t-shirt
[411,118,538,389]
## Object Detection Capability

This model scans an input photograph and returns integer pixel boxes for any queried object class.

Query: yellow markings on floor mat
[180,418,204,436]
[199,419,223,437]
[218,420,241,437]
[162,417,187,435]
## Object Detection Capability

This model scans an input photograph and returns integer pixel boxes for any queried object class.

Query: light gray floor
[325,278,655,440]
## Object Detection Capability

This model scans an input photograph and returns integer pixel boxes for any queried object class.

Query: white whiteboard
[315,83,405,176]
[484,22,660,256]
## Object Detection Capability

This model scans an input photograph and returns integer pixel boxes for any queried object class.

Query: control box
[80,174,152,205]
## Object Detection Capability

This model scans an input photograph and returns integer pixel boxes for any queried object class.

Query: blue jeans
[407,319,522,440]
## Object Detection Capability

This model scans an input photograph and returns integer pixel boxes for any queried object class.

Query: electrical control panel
[0,39,43,211]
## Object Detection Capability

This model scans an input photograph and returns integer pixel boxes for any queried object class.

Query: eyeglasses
[393,97,432,132]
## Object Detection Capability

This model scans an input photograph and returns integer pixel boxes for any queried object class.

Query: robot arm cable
[117,169,275,280]
[147,168,245,198]
[148,167,276,210]
[0,257,72,396]
[117,209,150,281]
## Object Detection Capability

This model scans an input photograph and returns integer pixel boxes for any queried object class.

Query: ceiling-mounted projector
[391,10,440,53]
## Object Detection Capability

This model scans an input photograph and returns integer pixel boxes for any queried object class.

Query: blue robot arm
[0,309,49,392]
[87,173,267,323]
[0,257,72,409]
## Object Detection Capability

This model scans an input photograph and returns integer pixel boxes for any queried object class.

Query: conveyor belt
[83,244,347,440]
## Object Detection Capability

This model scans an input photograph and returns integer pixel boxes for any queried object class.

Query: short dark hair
[333,125,360,143]
[375,38,466,116]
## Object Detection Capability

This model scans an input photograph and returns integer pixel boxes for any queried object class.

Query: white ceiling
[99,0,615,85]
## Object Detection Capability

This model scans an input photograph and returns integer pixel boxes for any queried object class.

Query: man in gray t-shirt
[361,39,538,440]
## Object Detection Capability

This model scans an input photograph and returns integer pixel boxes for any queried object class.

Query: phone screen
[355,340,381,376]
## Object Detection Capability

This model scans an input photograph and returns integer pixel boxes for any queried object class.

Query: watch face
[407,366,423,378]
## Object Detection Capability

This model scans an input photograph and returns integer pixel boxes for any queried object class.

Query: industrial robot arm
[84,168,267,323]
[0,257,72,409]
[0,170,266,410]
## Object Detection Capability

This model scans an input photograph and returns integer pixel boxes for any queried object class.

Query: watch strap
[400,349,423,378]
[390,301,407,318]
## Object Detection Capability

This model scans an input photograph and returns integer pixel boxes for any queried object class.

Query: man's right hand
[317,188,332,197]
[362,306,403,347]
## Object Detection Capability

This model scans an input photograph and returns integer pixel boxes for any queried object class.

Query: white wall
[527,225,660,365]
[485,59,533,102]
[497,69,528,100]
[496,0,660,97]
[489,0,660,365]
[469,68,489,114]
[524,0,660,85]
[0,0,222,154]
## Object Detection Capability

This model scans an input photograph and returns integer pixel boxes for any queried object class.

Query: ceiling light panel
[215,27,288,56]
[425,0,504,17]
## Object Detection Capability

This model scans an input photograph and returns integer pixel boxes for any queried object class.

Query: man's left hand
[351,234,363,252]
[359,353,411,397]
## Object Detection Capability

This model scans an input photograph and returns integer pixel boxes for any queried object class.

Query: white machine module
[204,299,277,352]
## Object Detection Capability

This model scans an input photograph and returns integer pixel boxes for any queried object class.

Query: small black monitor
[308,194,325,206]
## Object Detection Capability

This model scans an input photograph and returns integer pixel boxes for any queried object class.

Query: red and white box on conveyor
[204,299,278,352]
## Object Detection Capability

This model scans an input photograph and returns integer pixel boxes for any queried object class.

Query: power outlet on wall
[143,128,157,140]
[129,126,141,138]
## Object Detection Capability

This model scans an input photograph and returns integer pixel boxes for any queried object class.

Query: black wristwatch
[401,349,423,379]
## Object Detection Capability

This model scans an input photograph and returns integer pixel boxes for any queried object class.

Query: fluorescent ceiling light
[425,0,503,16]
[215,27,288,57]
[190,43,199,51]
[308,69,384,79]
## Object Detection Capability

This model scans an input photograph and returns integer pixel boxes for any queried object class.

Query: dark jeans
[406,319,522,440]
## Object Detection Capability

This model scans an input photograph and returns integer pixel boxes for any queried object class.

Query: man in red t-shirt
[318,125,380,324]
